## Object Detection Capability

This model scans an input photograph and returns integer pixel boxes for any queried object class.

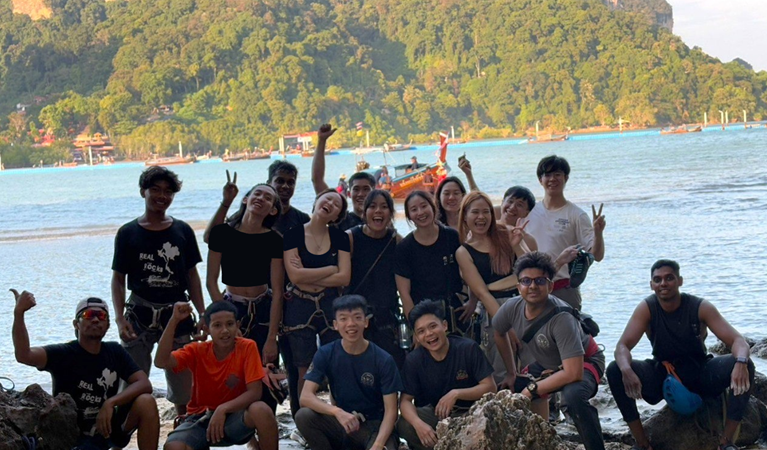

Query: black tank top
[348,226,399,325]
[646,293,707,364]
[462,244,518,298]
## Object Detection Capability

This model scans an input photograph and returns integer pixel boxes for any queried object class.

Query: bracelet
[221,202,231,208]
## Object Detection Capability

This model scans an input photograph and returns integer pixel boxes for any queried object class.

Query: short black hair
[204,301,238,325]
[651,259,680,276]
[267,160,298,182]
[139,166,182,192]
[503,186,536,211]
[536,155,570,180]
[349,172,376,188]
[332,295,368,318]
[409,299,445,329]
[514,251,556,280]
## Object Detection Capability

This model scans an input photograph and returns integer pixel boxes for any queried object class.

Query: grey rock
[642,396,767,450]
[435,390,569,450]
[0,384,78,450]
[709,336,767,359]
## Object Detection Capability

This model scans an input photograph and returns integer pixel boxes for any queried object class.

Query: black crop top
[208,224,283,287]
[283,225,350,268]
[462,243,517,298]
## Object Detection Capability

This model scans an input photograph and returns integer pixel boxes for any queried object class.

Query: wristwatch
[526,380,539,399]
[735,357,749,365]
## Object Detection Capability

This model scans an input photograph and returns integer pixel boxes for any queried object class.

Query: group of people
[9,124,756,450]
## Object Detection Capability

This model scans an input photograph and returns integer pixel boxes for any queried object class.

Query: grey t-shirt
[492,295,604,373]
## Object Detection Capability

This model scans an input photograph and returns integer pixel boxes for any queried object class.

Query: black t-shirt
[283,225,350,268]
[335,211,363,232]
[208,224,283,287]
[348,226,399,324]
[402,336,493,408]
[41,341,141,438]
[112,218,202,304]
[273,206,310,237]
[395,225,462,305]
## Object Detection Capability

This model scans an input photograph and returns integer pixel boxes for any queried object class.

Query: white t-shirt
[525,201,594,281]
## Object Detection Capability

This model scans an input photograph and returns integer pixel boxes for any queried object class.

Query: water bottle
[396,310,412,349]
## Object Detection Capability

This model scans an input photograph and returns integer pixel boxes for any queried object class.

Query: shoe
[568,249,594,288]
[290,430,307,447]
[719,442,739,450]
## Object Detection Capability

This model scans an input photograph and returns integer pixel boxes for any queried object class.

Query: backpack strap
[521,305,573,343]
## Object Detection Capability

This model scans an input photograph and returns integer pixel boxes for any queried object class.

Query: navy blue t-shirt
[304,340,402,421]
[402,336,493,409]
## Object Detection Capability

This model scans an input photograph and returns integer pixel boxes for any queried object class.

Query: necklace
[308,229,327,252]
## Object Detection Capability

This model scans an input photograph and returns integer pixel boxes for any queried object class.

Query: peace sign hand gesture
[592,203,606,235]
[510,218,528,247]
[222,170,238,207]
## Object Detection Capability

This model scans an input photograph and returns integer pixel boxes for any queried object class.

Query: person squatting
[10,133,753,450]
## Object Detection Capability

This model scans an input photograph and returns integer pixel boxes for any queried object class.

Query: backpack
[521,305,600,343]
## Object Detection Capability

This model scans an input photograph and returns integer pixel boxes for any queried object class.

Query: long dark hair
[404,190,437,226]
[226,184,282,229]
[435,176,466,225]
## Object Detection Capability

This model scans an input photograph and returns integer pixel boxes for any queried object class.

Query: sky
[671,0,767,71]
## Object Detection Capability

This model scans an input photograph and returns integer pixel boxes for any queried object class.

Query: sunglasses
[78,309,109,321]
[518,277,552,287]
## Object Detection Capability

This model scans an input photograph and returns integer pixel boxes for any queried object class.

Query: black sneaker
[568,249,594,288]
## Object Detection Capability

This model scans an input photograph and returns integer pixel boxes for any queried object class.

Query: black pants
[365,321,406,370]
[513,364,605,450]
[606,355,755,423]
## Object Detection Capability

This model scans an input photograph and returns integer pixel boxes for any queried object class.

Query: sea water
[1,127,767,395]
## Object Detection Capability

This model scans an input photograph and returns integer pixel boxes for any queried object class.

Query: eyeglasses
[518,277,552,287]
[78,309,108,321]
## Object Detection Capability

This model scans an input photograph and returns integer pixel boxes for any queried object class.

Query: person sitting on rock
[156,301,278,450]
[397,300,496,450]
[489,252,606,450]
[296,295,402,450]
[11,290,159,450]
[606,259,755,450]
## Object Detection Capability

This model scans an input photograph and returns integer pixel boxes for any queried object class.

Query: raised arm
[206,250,225,302]
[11,289,47,369]
[311,124,336,194]
[154,302,191,370]
[590,204,605,262]
[203,170,238,244]
[457,156,479,192]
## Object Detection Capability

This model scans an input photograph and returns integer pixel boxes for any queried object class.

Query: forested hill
[1,0,765,160]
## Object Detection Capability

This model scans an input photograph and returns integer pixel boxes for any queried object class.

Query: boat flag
[356,122,364,130]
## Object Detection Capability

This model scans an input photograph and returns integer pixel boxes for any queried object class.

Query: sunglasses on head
[518,277,552,287]
[78,309,108,321]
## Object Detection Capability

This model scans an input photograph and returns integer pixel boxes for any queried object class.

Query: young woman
[206,183,283,363]
[435,176,467,230]
[455,191,530,387]
[346,190,405,367]
[395,190,469,334]
[282,188,350,394]
[206,183,284,412]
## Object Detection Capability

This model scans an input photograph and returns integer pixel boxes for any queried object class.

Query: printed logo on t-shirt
[306,362,314,374]
[555,218,570,233]
[456,369,469,381]
[82,368,118,436]
[225,374,241,390]
[360,372,375,387]
[442,254,455,266]
[536,334,551,349]
[141,242,181,288]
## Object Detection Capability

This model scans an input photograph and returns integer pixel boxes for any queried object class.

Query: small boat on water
[383,142,414,152]
[222,150,271,162]
[367,133,450,199]
[145,142,197,166]
[527,133,569,144]
[660,125,702,135]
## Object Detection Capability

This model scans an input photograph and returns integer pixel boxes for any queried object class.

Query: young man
[12,290,159,450]
[524,155,605,310]
[111,166,205,414]
[607,260,754,450]
[156,301,278,450]
[397,300,496,450]
[312,124,376,230]
[490,252,606,450]
[296,295,402,450]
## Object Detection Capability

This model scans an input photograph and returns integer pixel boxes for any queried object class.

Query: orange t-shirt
[172,337,265,414]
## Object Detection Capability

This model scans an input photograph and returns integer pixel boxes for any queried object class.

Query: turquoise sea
[1,125,767,393]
